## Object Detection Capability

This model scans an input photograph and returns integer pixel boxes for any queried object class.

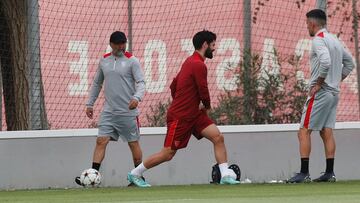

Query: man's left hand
[128,99,139,110]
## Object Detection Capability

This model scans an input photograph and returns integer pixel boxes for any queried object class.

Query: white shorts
[98,111,140,142]
[300,89,339,131]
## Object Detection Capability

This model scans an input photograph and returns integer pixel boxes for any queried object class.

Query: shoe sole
[220,179,241,185]
[286,178,311,184]
[313,178,336,183]
[127,174,151,187]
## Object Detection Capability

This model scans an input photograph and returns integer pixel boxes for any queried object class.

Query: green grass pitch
[1,181,360,203]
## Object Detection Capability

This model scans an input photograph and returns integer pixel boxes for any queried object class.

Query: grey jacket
[310,28,355,93]
[86,52,145,116]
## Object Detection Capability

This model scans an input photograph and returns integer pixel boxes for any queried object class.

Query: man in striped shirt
[287,9,355,183]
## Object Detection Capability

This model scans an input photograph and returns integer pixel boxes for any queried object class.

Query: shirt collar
[193,51,205,62]
[315,28,327,36]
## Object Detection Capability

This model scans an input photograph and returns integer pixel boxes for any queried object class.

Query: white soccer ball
[80,168,101,187]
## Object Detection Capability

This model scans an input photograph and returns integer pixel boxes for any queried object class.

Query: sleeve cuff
[132,96,141,102]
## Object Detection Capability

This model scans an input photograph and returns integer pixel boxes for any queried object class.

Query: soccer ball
[80,168,101,187]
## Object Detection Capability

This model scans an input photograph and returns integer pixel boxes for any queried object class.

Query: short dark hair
[192,30,217,50]
[110,31,127,44]
[306,9,327,25]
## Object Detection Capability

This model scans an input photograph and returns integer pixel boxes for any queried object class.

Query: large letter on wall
[144,40,167,93]
[294,39,312,82]
[68,41,88,96]
[216,38,241,90]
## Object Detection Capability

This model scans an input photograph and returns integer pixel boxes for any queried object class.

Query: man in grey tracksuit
[288,9,355,183]
[75,31,146,186]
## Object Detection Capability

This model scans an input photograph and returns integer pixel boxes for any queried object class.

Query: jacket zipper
[113,58,116,70]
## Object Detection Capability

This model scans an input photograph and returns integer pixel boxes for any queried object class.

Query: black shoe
[75,176,84,186]
[287,173,311,183]
[313,172,336,182]
[128,176,145,187]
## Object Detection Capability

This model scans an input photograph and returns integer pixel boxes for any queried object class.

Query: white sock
[218,162,229,178]
[131,162,147,177]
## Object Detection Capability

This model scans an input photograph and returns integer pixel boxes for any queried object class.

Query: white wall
[0,122,359,189]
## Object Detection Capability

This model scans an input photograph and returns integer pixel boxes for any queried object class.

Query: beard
[204,47,214,59]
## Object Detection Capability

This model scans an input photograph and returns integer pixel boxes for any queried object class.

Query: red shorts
[164,112,214,150]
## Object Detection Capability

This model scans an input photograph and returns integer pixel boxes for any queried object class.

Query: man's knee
[211,133,224,145]
[298,128,311,139]
[96,137,110,147]
[321,128,333,135]
[320,128,334,140]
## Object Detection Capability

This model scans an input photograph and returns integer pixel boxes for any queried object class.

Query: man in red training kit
[127,30,240,187]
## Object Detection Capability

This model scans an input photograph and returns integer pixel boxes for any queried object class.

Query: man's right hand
[86,107,94,119]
